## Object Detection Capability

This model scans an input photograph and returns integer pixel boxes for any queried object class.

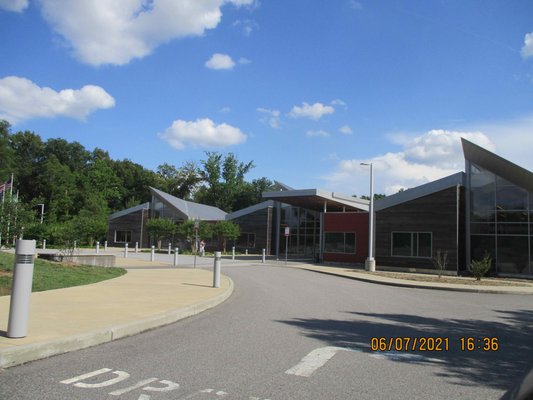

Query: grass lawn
[0,251,126,296]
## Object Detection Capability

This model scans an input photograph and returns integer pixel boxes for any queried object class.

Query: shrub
[469,253,492,281]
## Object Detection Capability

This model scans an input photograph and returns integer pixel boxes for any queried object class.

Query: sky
[1,0,533,196]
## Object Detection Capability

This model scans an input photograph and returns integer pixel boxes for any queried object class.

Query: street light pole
[37,203,44,224]
[361,163,376,272]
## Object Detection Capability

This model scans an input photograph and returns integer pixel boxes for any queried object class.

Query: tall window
[115,230,132,243]
[324,232,356,254]
[392,232,432,258]
[237,233,256,248]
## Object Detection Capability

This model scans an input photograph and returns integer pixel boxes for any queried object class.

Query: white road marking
[285,346,353,377]
[60,368,112,384]
[109,378,159,395]
[73,370,130,388]
[143,379,180,392]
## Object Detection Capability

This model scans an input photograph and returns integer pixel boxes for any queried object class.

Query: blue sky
[1,0,533,196]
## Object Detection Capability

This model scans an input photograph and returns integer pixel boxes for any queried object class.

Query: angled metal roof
[375,172,465,211]
[109,202,150,220]
[150,187,227,221]
[262,189,369,212]
[462,138,533,192]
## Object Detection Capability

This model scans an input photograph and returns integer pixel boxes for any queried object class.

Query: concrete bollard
[96,241,100,254]
[168,243,171,255]
[151,246,155,262]
[42,239,46,250]
[135,242,138,253]
[213,251,221,288]
[124,243,128,258]
[104,241,108,252]
[7,239,36,338]
[262,248,266,263]
[73,240,77,251]
[232,246,235,261]
[245,249,248,255]
[174,248,179,267]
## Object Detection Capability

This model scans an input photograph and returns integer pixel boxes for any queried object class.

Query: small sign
[284,227,290,237]
[194,219,200,230]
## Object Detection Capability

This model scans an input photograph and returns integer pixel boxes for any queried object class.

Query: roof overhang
[262,189,369,212]
[462,138,533,192]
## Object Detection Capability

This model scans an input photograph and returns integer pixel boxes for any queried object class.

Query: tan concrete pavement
[0,256,233,368]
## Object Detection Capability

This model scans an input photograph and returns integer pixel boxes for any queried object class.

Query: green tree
[212,220,240,253]
[0,120,15,182]
[195,152,254,212]
[157,161,202,200]
[177,220,213,252]
[146,218,177,250]
[0,192,34,247]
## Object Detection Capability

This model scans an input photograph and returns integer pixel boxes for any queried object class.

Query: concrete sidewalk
[0,254,233,369]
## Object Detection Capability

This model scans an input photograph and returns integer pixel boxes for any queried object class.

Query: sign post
[284,227,290,264]
[193,218,199,268]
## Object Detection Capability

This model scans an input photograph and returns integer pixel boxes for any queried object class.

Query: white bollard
[7,239,36,338]
[124,243,128,258]
[262,248,266,263]
[232,246,235,261]
[245,249,248,255]
[104,241,108,252]
[42,239,46,250]
[174,248,179,267]
[135,242,138,253]
[213,251,221,288]
[73,240,77,251]
[168,243,171,255]
[96,241,100,254]
[151,246,155,262]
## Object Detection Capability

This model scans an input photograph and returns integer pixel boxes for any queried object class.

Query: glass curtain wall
[470,163,532,275]
[279,206,320,258]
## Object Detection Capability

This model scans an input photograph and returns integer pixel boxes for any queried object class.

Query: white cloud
[37,0,255,66]
[322,129,495,195]
[521,32,533,59]
[238,57,251,65]
[232,19,258,36]
[289,102,334,120]
[205,53,236,70]
[306,129,330,137]
[0,0,28,12]
[219,106,231,114]
[0,76,115,123]
[257,107,281,128]
[159,118,247,150]
[339,125,353,135]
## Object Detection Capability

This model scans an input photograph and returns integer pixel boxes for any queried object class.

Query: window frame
[324,232,356,254]
[391,231,432,258]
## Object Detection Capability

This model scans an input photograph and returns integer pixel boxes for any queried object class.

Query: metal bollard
[245,249,248,255]
[135,242,138,253]
[151,246,155,262]
[174,248,179,267]
[124,243,128,258]
[104,241,108,252]
[168,243,171,255]
[73,240,77,251]
[96,241,100,254]
[232,246,235,261]
[7,239,36,338]
[42,239,46,250]
[213,251,221,288]
[262,248,266,263]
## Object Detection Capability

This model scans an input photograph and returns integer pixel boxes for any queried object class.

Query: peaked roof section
[262,189,369,212]
[150,187,226,221]
[375,172,465,211]
[226,200,275,220]
[462,138,533,192]
[109,202,150,220]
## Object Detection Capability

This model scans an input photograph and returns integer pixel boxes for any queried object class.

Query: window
[115,230,132,243]
[391,232,432,258]
[324,232,356,254]
[236,233,256,248]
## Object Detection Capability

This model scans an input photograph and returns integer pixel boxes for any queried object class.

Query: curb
[297,267,533,295]
[0,277,234,369]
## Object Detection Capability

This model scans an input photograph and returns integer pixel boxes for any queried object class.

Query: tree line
[0,120,274,247]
